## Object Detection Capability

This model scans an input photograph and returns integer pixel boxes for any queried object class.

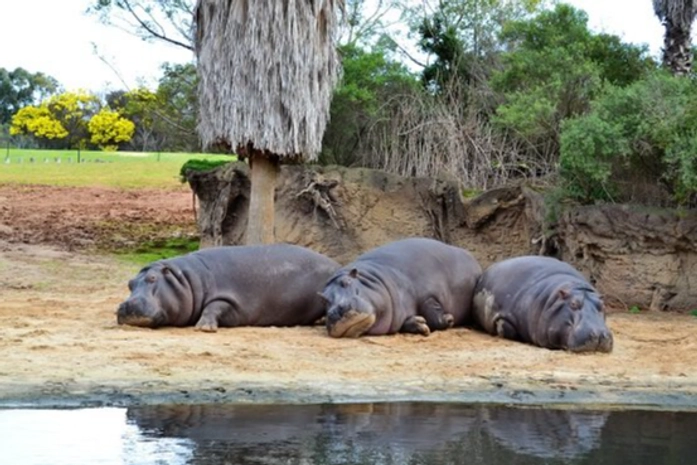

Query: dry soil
[0,184,696,409]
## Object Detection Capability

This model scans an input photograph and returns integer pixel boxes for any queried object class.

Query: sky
[0,0,667,94]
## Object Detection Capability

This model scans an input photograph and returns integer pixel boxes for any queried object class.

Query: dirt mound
[187,163,697,312]
[187,163,539,265]
[558,205,697,312]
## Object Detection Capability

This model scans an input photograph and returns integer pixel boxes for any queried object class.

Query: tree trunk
[662,19,693,76]
[246,155,279,244]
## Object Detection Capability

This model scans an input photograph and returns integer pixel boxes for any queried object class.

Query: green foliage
[0,67,59,124]
[418,14,468,92]
[629,305,641,314]
[179,158,233,182]
[691,309,697,317]
[410,0,548,95]
[560,71,697,206]
[321,43,418,165]
[155,62,199,152]
[88,108,135,150]
[588,34,656,87]
[492,4,654,158]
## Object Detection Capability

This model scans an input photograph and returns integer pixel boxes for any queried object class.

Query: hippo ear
[559,288,571,300]
[349,268,359,279]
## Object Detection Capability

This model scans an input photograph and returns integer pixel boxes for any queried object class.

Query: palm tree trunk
[662,18,693,75]
[246,154,279,244]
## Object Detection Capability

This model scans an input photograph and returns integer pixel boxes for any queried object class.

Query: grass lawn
[0,148,235,189]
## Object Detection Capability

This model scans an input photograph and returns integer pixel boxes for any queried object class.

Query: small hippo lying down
[117,244,340,331]
[321,238,482,338]
[473,256,613,353]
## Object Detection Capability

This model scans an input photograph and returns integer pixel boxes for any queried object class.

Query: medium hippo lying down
[117,244,340,331]
[473,256,613,353]
[321,238,482,338]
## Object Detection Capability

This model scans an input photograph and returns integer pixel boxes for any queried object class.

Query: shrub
[560,71,697,206]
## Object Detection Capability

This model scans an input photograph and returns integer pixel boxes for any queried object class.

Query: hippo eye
[570,299,581,310]
[146,275,157,283]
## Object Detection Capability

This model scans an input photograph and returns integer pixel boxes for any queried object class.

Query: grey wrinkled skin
[472,256,613,353]
[117,244,340,332]
[321,238,482,338]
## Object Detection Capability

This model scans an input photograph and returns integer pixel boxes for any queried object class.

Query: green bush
[492,4,653,160]
[560,71,697,206]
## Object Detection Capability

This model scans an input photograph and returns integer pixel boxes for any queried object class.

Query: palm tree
[653,0,697,75]
[195,0,343,244]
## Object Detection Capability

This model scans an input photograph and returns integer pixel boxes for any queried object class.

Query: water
[0,403,695,465]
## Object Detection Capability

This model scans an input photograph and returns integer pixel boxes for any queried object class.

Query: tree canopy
[0,68,59,125]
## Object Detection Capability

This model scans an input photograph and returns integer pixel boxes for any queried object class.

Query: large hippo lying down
[321,238,482,338]
[472,256,613,353]
[117,244,340,331]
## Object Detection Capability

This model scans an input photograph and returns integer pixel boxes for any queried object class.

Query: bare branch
[120,0,194,51]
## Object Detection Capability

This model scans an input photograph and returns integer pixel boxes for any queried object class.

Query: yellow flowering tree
[88,108,135,151]
[9,105,67,140]
[10,91,100,151]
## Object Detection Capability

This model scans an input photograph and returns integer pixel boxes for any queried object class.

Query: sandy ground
[0,184,696,409]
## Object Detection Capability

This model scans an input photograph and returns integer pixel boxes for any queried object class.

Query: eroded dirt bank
[0,184,696,409]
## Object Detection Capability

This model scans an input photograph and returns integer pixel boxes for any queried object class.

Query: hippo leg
[493,315,518,340]
[419,297,455,331]
[194,301,238,333]
[400,315,431,336]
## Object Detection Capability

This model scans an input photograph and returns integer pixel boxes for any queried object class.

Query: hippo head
[321,268,378,338]
[545,287,613,353]
[116,262,192,328]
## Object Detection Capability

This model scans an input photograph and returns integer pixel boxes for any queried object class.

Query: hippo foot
[443,313,455,328]
[401,315,431,336]
[195,318,219,333]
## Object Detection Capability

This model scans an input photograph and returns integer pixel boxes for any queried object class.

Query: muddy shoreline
[2,378,697,412]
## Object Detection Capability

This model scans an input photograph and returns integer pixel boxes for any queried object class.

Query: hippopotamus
[472,256,613,352]
[117,244,340,331]
[321,238,482,338]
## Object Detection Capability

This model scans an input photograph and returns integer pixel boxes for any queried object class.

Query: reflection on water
[0,403,695,465]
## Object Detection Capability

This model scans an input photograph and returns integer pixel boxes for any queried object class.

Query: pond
[0,403,695,464]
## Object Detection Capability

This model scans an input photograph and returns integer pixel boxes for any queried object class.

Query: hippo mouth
[116,314,162,328]
[116,300,166,328]
[567,332,614,354]
[327,311,376,338]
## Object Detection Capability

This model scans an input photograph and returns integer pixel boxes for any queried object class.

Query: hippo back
[354,237,482,327]
[194,244,340,326]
